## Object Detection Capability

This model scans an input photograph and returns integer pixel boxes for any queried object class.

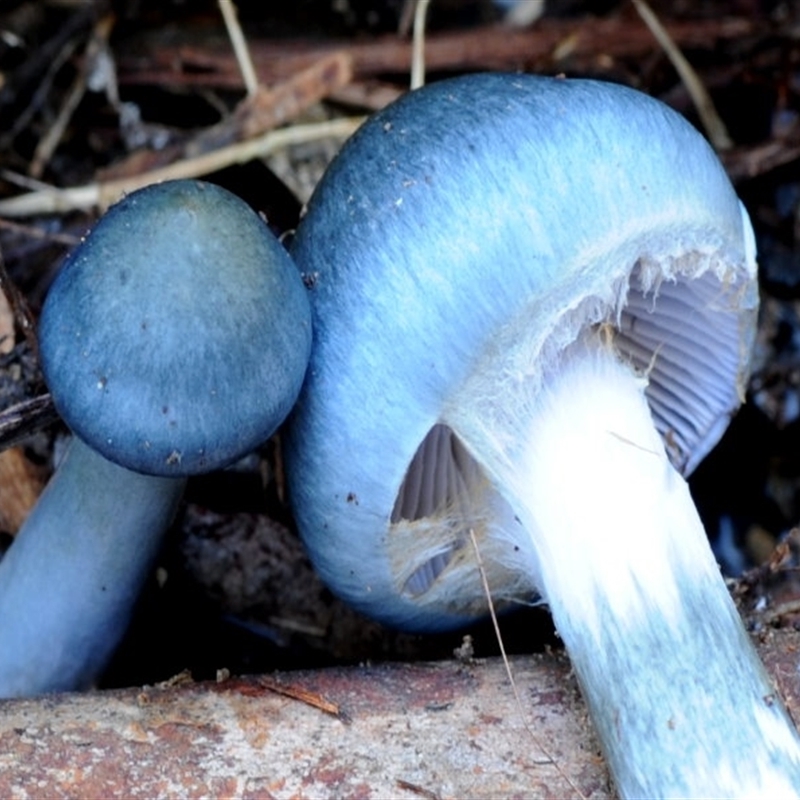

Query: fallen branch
[0,116,363,217]
[115,16,760,91]
[98,51,353,182]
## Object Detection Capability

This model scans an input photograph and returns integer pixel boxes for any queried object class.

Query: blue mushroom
[285,74,800,797]
[0,179,311,697]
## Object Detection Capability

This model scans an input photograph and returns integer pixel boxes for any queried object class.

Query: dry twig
[29,14,117,179]
[0,395,57,453]
[218,0,259,97]
[114,17,758,91]
[98,51,353,182]
[631,0,733,150]
[255,675,346,720]
[0,116,364,217]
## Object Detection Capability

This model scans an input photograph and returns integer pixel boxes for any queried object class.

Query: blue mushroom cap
[284,73,800,800]
[40,179,312,476]
[286,73,757,630]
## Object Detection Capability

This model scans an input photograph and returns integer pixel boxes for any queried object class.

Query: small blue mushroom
[0,179,311,697]
[285,74,800,797]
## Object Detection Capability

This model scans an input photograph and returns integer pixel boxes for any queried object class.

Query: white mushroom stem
[0,438,185,698]
[453,333,800,797]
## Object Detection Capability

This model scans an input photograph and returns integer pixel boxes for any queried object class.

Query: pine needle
[218,0,259,97]
[632,0,733,151]
[469,528,587,799]
[411,0,432,90]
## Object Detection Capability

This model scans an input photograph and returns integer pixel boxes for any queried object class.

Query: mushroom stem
[0,438,185,697]
[454,332,800,796]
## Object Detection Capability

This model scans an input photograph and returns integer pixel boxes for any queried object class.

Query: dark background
[0,0,798,688]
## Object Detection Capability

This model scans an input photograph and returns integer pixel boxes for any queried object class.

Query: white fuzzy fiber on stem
[459,333,800,798]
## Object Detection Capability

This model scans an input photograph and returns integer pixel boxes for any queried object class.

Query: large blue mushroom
[285,74,800,796]
[0,179,311,697]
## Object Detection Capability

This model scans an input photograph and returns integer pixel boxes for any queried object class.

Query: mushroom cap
[285,73,758,631]
[40,179,311,476]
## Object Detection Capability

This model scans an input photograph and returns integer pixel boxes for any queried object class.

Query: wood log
[0,627,798,798]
